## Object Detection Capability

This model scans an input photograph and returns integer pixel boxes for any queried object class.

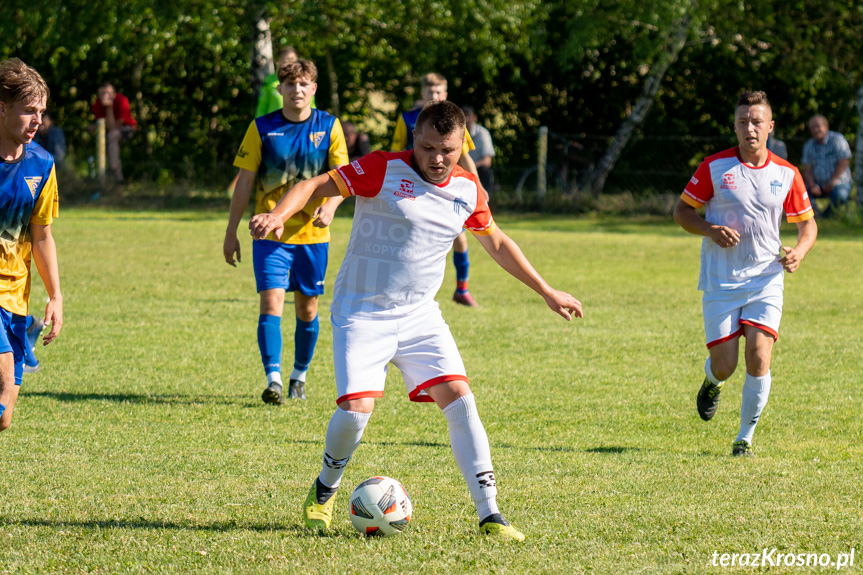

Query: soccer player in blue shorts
[224,59,348,404]
[0,58,64,432]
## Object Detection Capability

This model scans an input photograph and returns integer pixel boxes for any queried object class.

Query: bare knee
[453,232,468,252]
[0,419,11,432]
[709,343,739,381]
[338,397,375,414]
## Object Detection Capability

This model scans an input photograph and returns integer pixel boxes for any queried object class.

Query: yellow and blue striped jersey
[390,106,474,154]
[0,142,59,315]
[234,109,348,244]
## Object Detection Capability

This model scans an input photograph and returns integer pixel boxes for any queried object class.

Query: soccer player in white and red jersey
[674,91,817,457]
[251,101,583,540]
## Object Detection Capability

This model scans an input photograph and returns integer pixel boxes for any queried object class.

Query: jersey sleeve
[390,115,407,151]
[464,174,495,236]
[233,121,262,172]
[31,164,59,225]
[463,130,476,156]
[329,151,389,198]
[328,119,350,168]
[784,168,815,223]
[680,160,714,208]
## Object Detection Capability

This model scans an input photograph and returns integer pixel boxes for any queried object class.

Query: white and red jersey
[329,151,495,318]
[681,147,814,292]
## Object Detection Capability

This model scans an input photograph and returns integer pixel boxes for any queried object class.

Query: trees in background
[1,0,860,192]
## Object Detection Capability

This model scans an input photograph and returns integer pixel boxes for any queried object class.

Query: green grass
[2,209,861,573]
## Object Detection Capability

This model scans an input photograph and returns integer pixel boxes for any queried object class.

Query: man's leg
[0,352,21,432]
[697,336,740,421]
[452,232,478,307]
[289,294,319,400]
[258,288,285,404]
[733,325,774,455]
[829,181,852,212]
[426,380,524,541]
[304,397,374,530]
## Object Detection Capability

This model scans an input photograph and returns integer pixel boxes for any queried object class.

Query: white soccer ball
[348,476,412,536]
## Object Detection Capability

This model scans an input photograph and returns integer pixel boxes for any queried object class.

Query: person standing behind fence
[802,114,852,218]
[34,112,66,169]
[342,121,370,163]
[462,106,495,193]
[91,82,136,183]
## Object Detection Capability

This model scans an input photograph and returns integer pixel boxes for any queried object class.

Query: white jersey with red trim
[681,147,813,292]
[329,150,495,318]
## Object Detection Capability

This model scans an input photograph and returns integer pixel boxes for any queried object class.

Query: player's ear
[311,82,317,94]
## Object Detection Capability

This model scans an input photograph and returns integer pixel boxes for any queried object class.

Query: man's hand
[709,225,740,248]
[809,184,823,197]
[780,245,805,273]
[822,181,835,193]
[223,232,241,267]
[312,202,336,228]
[544,290,583,321]
[249,213,284,241]
[42,296,63,346]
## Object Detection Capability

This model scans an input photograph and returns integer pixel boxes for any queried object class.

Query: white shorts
[331,305,468,405]
[702,279,783,348]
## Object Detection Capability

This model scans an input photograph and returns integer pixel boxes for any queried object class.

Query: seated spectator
[461,106,495,193]
[91,82,137,182]
[802,114,852,217]
[342,121,370,163]
[766,133,787,160]
[34,112,66,168]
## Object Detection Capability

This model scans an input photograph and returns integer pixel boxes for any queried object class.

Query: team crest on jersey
[453,197,469,215]
[394,179,416,200]
[720,173,737,190]
[24,177,42,198]
[309,131,325,148]
[351,160,364,175]
[769,179,783,196]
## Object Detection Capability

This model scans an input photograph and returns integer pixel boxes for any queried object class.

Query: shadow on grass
[26,390,245,407]
[0,517,349,537]
[584,446,641,454]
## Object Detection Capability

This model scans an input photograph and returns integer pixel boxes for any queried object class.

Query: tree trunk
[855,85,863,201]
[325,45,340,117]
[586,9,692,196]
[251,9,273,99]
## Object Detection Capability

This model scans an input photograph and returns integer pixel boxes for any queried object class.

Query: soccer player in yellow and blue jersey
[391,73,484,307]
[0,58,64,432]
[224,59,348,404]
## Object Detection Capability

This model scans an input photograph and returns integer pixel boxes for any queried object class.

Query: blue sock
[454,249,470,291]
[294,315,319,373]
[257,314,282,375]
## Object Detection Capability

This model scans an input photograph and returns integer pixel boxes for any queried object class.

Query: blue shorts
[252,240,328,296]
[0,308,27,386]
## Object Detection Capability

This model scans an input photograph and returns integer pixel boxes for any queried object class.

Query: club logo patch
[720,173,737,190]
[394,179,416,200]
[769,179,783,196]
[310,131,325,148]
[453,197,469,215]
[24,177,42,198]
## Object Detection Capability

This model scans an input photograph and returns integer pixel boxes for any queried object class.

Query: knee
[296,300,318,323]
[453,233,468,252]
[0,419,11,432]
[710,356,737,381]
[338,398,374,414]
[745,351,771,376]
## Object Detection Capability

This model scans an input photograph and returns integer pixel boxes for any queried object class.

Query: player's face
[0,96,46,148]
[421,85,447,103]
[412,126,465,184]
[734,104,773,155]
[279,76,317,112]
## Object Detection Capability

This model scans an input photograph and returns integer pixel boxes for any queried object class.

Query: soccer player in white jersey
[673,91,817,457]
[250,101,582,540]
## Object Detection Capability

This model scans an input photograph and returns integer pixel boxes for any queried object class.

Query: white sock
[267,372,282,385]
[290,368,307,382]
[318,409,371,489]
[736,371,771,444]
[442,394,500,520]
[704,357,722,385]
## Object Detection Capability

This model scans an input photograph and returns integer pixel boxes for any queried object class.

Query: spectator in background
[34,112,66,168]
[462,106,495,193]
[802,114,852,218]
[91,82,136,182]
[342,121,370,163]
[766,133,787,160]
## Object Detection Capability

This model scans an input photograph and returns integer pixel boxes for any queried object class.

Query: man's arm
[30,224,63,345]
[780,217,817,273]
[822,158,850,193]
[223,168,257,266]
[673,199,740,247]
[457,153,489,201]
[802,164,821,196]
[474,226,582,320]
[249,173,341,240]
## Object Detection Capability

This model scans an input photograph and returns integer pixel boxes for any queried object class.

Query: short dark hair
[0,58,49,104]
[460,105,476,117]
[415,100,465,138]
[736,91,771,110]
[278,59,317,84]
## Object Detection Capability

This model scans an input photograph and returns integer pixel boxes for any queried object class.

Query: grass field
[2,208,861,574]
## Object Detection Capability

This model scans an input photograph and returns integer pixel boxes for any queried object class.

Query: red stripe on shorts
[409,375,470,403]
